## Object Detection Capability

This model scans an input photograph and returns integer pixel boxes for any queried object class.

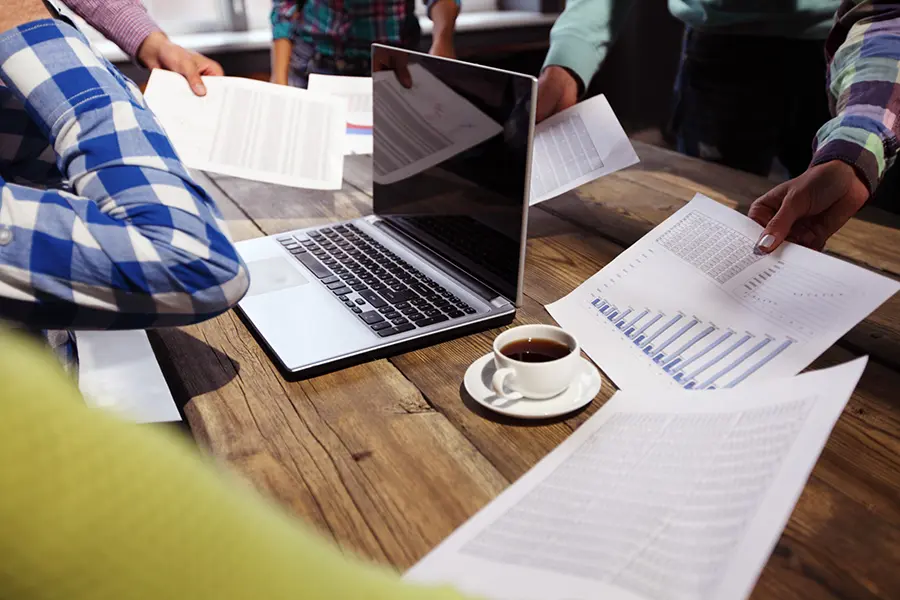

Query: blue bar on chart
[696,336,773,390]
[724,338,795,388]
[671,329,735,381]
[678,333,753,389]
[632,313,663,343]
[662,325,716,372]
[641,313,683,353]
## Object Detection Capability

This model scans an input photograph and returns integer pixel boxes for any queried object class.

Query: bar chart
[588,296,796,390]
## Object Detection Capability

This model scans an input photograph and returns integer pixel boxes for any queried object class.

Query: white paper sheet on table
[143,70,347,189]
[546,195,898,392]
[308,74,374,156]
[76,330,181,424]
[407,358,867,600]
[372,64,504,185]
[530,94,639,205]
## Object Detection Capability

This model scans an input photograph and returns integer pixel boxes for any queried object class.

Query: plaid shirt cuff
[812,114,899,195]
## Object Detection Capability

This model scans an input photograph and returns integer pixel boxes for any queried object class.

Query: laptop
[235,45,537,377]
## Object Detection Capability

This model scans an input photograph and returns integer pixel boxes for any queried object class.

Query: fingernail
[755,234,776,253]
[193,83,206,95]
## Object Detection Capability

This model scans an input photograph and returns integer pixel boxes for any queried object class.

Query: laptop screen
[371,45,535,304]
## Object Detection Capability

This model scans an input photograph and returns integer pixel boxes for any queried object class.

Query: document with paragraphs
[407,358,867,600]
[144,70,347,189]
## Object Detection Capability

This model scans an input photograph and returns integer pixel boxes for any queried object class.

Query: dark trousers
[288,40,372,89]
[668,29,832,179]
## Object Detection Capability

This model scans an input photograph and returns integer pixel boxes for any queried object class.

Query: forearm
[0,20,248,329]
[429,0,459,45]
[60,0,161,58]
[542,0,627,91]
[271,37,293,85]
[813,0,900,193]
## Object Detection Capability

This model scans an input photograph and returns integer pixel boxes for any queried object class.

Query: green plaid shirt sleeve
[813,0,900,193]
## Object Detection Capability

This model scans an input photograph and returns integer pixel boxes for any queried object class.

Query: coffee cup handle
[492,368,522,400]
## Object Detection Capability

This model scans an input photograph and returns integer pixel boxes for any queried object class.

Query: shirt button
[0,226,12,246]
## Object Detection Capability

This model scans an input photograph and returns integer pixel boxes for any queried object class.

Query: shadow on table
[147,329,242,434]
[458,381,590,427]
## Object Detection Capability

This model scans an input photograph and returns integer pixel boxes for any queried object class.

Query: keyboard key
[344,301,355,308]
[295,253,331,278]
[376,327,401,337]
[326,281,346,290]
[464,307,476,314]
[384,311,401,320]
[409,312,427,321]
[378,306,394,314]
[446,310,465,319]
[290,247,307,255]
[416,315,449,327]
[394,302,410,309]
[355,298,365,305]
[322,276,340,285]
[381,288,416,304]
[400,307,418,316]
[277,236,293,243]
[359,290,387,309]
[331,287,351,296]
[391,317,409,326]
[395,323,415,333]
[352,307,362,314]
[424,308,441,317]
[371,321,392,331]
[359,311,384,325]
[351,284,368,292]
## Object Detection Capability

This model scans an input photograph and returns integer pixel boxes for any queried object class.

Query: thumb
[535,86,558,123]
[180,62,206,96]
[754,190,805,254]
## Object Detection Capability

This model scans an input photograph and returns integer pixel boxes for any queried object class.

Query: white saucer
[463,353,603,419]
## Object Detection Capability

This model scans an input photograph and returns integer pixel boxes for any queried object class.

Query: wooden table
[155,142,900,599]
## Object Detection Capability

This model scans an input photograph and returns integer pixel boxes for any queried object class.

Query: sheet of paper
[308,74,374,156]
[407,358,867,600]
[546,195,898,392]
[76,330,181,424]
[372,64,504,185]
[143,70,347,190]
[530,94,639,205]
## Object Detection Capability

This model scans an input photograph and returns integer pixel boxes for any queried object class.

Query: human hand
[536,66,578,123]
[749,160,870,253]
[429,37,456,60]
[0,0,49,33]
[137,31,224,96]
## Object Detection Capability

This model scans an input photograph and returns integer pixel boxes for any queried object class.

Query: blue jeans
[288,41,372,89]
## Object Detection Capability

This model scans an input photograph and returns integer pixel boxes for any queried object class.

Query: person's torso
[298,0,420,57]
[668,0,841,40]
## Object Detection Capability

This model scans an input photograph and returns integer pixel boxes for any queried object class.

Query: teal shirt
[545,0,841,89]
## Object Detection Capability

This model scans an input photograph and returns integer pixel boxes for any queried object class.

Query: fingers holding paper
[750,161,870,254]
[536,66,579,123]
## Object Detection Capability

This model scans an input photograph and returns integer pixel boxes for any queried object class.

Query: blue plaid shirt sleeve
[0,19,249,330]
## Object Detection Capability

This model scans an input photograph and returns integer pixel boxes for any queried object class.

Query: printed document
[530,94,639,205]
[308,74,373,156]
[372,64,504,185]
[546,195,898,392]
[144,70,347,189]
[407,358,868,600]
[76,330,181,423]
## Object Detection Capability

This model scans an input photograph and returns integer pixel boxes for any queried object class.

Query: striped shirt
[0,19,249,331]
[812,0,900,194]
[58,0,161,58]
[272,0,459,60]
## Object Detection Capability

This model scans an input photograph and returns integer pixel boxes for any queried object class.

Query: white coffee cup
[491,324,580,400]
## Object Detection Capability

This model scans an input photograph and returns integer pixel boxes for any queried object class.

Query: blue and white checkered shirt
[0,19,249,331]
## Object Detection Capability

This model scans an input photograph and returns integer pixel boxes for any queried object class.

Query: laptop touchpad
[245,257,309,297]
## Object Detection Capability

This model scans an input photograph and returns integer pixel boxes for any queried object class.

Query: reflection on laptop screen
[372,45,534,302]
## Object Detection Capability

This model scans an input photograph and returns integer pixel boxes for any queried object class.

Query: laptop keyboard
[276,224,478,338]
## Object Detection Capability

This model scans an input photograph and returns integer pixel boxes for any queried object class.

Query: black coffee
[500,338,572,363]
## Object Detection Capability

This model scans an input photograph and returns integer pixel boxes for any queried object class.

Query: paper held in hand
[407,358,868,600]
[143,70,348,190]
[546,195,899,392]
